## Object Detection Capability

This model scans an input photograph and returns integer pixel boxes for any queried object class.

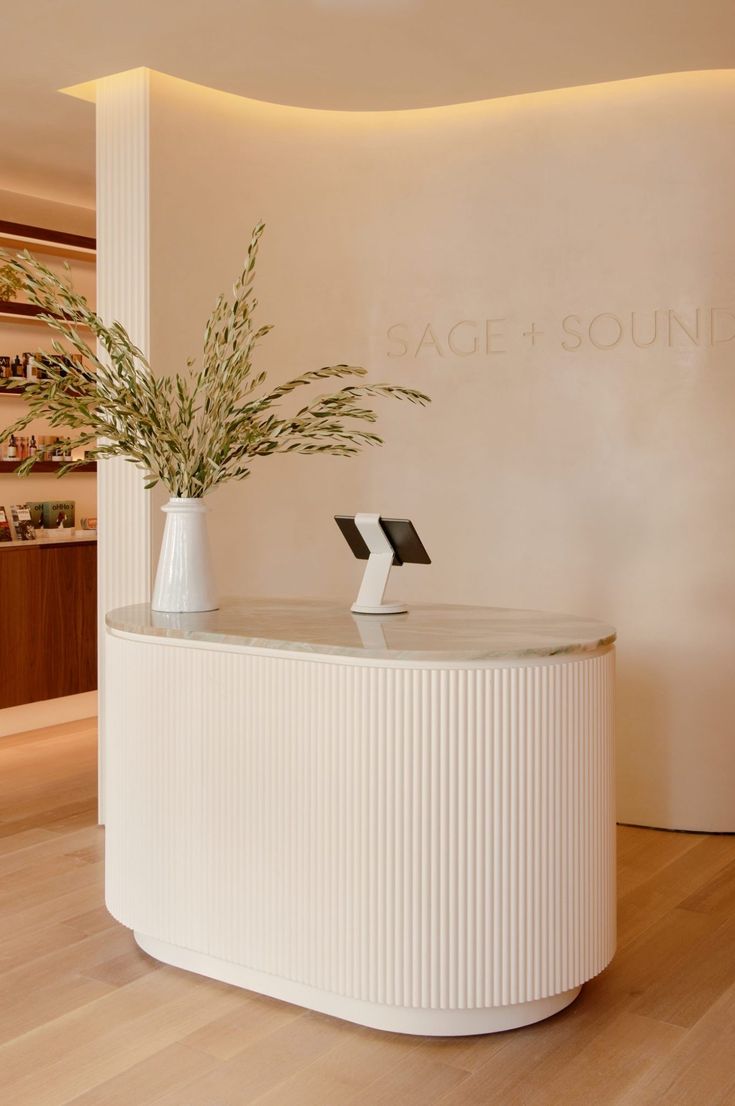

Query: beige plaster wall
[145,69,735,830]
[0,187,95,236]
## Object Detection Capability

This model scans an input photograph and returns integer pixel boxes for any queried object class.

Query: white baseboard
[0,692,98,738]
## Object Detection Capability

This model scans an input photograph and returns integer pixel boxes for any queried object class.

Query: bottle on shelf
[6,434,17,460]
[11,356,23,378]
[29,435,37,456]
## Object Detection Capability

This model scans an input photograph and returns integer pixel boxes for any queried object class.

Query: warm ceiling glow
[62,66,735,125]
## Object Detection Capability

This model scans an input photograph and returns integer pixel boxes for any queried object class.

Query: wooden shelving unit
[0,461,96,474]
[1,380,88,397]
[0,219,96,262]
[0,300,50,323]
[0,223,98,708]
[0,300,93,329]
[2,378,88,398]
[1,223,98,481]
[1,220,96,326]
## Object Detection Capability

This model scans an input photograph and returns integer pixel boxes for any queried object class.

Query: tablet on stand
[335,513,431,615]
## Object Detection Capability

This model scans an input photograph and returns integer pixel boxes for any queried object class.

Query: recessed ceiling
[2,0,735,208]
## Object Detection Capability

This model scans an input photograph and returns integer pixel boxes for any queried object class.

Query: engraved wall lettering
[667,309,701,346]
[631,310,659,348]
[561,315,583,351]
[384,304,735,358]
[447,320,479,356]
[415,323,444,357]
[522,323,544,346]
[710,308,735,345]
[386,323,409,357]
[485,318,507,354]
[588,313,624,350]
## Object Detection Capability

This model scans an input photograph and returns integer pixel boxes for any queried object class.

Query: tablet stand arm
[351,513,407,616]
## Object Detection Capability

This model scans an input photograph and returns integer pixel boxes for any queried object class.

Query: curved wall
[98,69,735,830]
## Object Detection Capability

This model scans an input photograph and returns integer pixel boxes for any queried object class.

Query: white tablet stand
[351,513,408,616]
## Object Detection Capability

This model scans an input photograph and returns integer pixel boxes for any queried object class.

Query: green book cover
[26,501,45,529]
[42,500,75,529]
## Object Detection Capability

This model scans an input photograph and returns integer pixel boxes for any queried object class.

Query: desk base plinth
[134,931,582,1036]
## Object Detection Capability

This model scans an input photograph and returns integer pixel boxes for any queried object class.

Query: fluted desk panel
[105,599,616,1035]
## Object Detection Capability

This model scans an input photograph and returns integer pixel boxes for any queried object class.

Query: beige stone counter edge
[106,599,617,664]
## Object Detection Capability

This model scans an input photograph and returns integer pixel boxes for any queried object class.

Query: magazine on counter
[42,500,75,529]
[0,506,12,542]
[10,505,36,541]
[26,501,45,529]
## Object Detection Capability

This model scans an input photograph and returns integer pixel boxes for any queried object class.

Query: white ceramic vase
[152,497,218,613]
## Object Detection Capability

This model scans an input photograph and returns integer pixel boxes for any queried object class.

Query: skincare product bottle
[6,435,17,460]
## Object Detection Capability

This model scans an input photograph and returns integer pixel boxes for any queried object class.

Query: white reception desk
[105,599,616,1035]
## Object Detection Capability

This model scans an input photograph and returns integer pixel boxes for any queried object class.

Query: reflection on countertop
[107,596,616,663]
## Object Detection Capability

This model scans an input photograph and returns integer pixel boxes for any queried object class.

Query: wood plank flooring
[1,719,734,1105]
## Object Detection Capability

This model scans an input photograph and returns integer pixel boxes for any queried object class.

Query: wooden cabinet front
[0,541,97,708]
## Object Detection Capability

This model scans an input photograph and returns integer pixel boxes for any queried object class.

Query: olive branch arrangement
[0,222,429,495]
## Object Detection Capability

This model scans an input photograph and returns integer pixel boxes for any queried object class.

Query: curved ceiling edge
[62,66,735,119]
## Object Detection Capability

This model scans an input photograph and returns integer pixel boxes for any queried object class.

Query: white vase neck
[162,497,207,513]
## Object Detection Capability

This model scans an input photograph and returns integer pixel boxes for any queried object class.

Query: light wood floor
[1,721,735,1106]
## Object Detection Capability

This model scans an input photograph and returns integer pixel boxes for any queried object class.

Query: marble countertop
[106,597,616,662]
[0,534,97,550]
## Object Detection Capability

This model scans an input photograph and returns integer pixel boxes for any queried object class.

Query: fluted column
[96,69,151,821]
